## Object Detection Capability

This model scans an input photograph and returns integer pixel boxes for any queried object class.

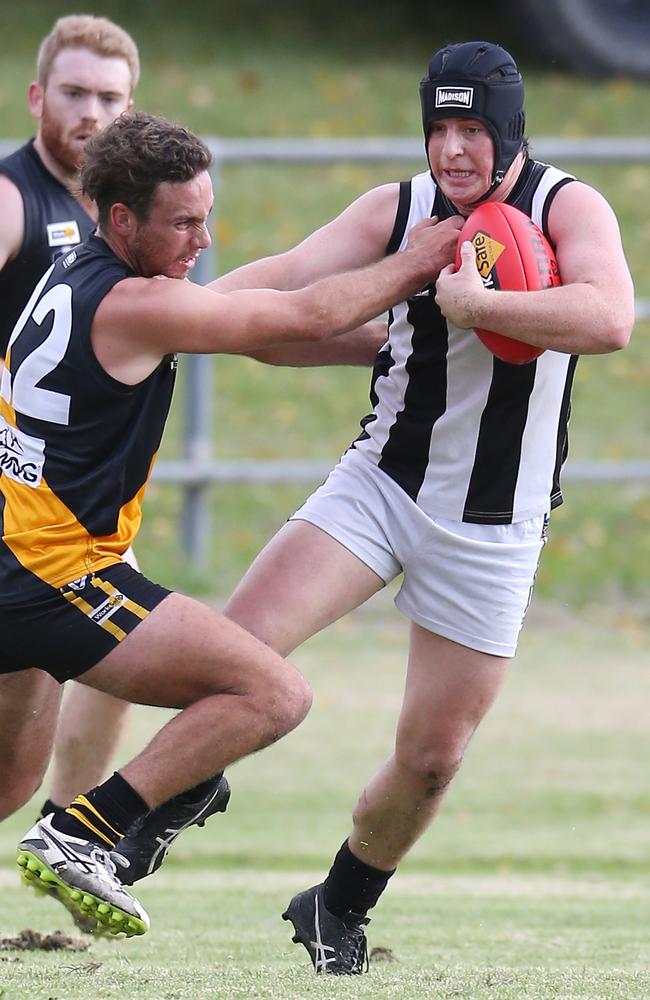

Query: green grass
[0,9,648,999]
[1,605,649,998]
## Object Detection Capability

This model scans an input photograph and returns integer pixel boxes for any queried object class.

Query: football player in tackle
[5,39,632,970]
[211,40,632,973]
[0,14,385,904]
[0,13,148,852]
[0,110,455,938]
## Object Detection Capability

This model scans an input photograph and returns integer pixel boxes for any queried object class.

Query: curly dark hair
[81,111,212,226]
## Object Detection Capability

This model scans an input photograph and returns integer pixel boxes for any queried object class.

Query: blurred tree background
[0,0,553,137]
[1,1,649,613]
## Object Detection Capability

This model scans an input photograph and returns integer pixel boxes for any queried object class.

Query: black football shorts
[0,562,170,683]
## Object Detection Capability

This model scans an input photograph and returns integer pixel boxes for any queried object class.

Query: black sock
[179,772,224,805]
[50,772,149,849]
[323,840,396,917]
[39,798,64,819]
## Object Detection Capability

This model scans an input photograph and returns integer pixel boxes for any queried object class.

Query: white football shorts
[290,450,548,657]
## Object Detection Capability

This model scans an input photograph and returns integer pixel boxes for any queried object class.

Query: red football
[455,202,561,365]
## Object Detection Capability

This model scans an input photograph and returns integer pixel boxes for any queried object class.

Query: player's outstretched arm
[208,186,460,368]
[203,184,398,369]
[93,215,462,384]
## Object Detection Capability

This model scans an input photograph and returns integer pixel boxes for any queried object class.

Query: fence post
[181,158,221,566]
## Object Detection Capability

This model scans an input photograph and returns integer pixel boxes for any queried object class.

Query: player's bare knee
[395,743,464,796]
[252,663,312,743]
[270,664,312,734]
[285,668,313,729]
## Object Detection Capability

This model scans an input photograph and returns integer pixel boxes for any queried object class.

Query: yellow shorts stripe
[123,598,148,621]
[98,617,128,641]
[62,592,95,616]
[91,575,150,620]
[61,584,128,641]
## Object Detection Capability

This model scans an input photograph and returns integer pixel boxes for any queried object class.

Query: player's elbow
[603,311,633,353]
[607,328,631,353]
[586,296,634,354]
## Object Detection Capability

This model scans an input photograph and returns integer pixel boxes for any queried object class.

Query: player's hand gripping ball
[456,202,561,365]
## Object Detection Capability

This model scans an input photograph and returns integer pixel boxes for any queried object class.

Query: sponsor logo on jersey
[66,575,90,592]
[62,250,78,269]
[435,86,474,109]
[471,231,506,290]
[90,591,125,624]
[0,414,44,487]
[46,221,81,247]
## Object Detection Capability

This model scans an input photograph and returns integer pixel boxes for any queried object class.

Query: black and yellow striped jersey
[0,234,176,604]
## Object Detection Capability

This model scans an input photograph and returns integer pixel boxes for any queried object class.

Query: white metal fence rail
[2,136,649,563]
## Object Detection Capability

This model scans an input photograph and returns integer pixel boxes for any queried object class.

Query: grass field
[1,7,649,997]
[1,598,649,998]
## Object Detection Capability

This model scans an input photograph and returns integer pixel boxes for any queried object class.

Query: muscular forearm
[245,319,387,367]
[468,284,633,355]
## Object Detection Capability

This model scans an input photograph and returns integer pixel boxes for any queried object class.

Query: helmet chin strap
[465,169,505,209]
[469,147,528,208]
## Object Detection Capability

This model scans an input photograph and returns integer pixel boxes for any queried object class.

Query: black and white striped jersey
[351,157,578,524]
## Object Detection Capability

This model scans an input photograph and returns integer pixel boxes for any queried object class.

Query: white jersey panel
[352,170,438,461]
[418,323,495,518]
[530,164,571,231]
[512,164,575,516]
[513,349,571,515]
